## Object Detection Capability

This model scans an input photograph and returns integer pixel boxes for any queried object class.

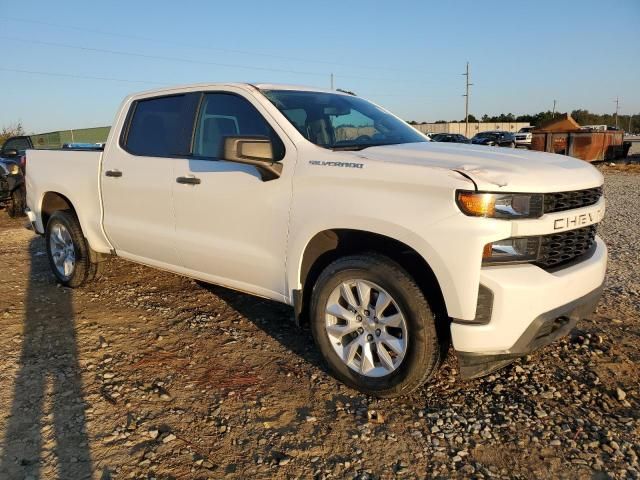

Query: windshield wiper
[331,145,371,151]
[331,142,401,151]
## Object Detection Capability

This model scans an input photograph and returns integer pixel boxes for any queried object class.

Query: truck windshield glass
[262,90,426,150]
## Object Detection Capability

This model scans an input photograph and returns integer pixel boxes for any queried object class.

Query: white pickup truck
[25,83,607,397]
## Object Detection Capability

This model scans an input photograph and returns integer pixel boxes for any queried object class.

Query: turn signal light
[457,192,496,217]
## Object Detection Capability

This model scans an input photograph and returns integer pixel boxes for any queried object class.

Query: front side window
[124,94,198,157]
[262,90,426,150]
[193,93,284,160]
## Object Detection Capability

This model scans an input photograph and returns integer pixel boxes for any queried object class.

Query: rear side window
[193,93,285,160]
[124,94,198,157]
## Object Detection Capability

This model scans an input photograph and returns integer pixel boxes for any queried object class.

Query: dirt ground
[0,171,638,480]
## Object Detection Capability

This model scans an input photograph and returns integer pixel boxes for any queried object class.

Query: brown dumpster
[530,114,627,162]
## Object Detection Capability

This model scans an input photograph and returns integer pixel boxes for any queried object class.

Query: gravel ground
[0,170,638,480]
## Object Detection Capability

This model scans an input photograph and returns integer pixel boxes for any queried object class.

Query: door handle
[176,176,201,185]
[105,169,123,178]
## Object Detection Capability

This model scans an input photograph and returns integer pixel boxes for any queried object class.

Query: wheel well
[298,229,449,328]
[41,192,76,229]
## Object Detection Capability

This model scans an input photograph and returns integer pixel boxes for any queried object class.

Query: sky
[0,0,638,133]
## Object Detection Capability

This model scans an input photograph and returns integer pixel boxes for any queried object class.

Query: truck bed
[25,149,113,254]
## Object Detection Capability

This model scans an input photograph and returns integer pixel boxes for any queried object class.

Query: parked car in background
[0,136,30,217]
[471,131,516,148]
[515,126,535,148]
[431,133,470,144]
[62,143,106,149]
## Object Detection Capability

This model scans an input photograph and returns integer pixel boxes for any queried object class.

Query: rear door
[101,93,199,267]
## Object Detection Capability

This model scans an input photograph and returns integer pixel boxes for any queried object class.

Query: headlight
[483,237,540,265]
[456,191,543,219]
[7,163,20,175]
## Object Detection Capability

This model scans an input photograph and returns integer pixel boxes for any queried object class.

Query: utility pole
[462,62,472,137]
[330,73,334,90]
[552,99,557,116]
[614,96,619,128]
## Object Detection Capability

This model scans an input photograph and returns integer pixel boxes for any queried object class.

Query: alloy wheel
[49,222,76,280]
[324,279,408,377]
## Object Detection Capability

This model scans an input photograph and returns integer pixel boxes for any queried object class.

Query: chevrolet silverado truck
[25,83,607,397]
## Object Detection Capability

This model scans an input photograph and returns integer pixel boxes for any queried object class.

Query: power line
[0,35,423,83]
[0,16,445,76]
[0,66,435,100]
[0,67,165,85]
[0,36,335,79]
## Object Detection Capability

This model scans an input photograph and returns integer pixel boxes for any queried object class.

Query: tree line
[408,110,640,132]
[0,122,25,146]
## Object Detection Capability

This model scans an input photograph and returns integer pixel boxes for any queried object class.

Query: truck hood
[356,142,603,192]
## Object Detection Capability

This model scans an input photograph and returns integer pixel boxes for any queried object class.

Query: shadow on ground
[0,237,93,479]
[200,283,329,375]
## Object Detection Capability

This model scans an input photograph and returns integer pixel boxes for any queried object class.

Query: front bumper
[451,236,607,378]
[457,284,602,378]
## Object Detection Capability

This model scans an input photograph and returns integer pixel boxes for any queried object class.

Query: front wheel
[310,254,444,397]
[45,210,101,287]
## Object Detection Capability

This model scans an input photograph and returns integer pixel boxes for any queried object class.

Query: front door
[172,91,295,300]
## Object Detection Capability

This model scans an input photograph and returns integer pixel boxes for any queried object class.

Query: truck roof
[128,82,345,99]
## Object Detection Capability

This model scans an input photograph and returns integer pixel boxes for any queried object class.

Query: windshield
[262,90,427,150]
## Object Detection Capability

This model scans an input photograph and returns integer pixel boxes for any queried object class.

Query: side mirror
[222,136,282,181]
[2,148,18,157]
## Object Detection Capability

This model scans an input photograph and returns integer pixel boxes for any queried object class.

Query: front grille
[535,225,597,269]
[544,187,603,214]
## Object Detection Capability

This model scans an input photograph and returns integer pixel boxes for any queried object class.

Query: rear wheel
[509,141,516,148]
[310,254,444,397]
[45,210,101,287]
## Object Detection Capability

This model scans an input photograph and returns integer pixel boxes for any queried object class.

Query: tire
[509,142,516,148]
[7,187,25,218]
[310,253,443,398]
[45,210,101,287]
